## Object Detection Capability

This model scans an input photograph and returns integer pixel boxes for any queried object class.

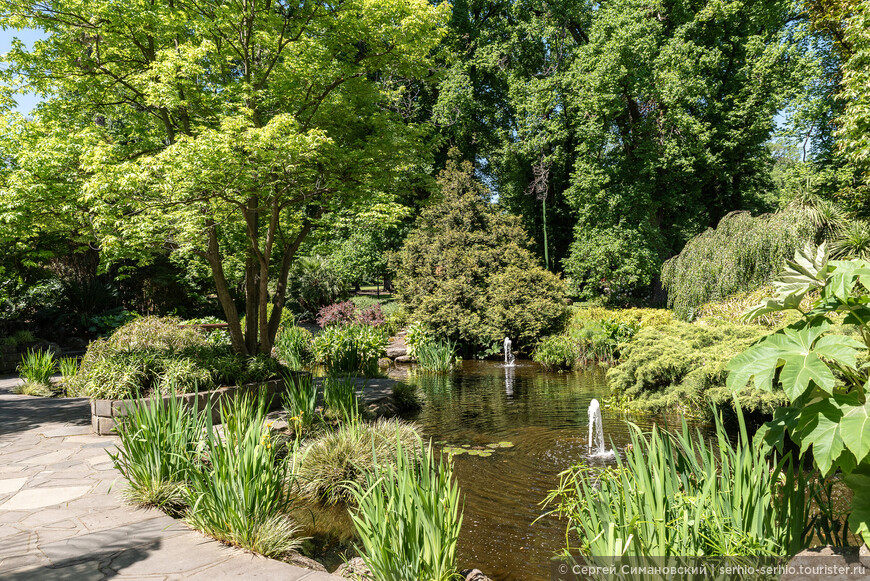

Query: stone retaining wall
[90,372,309,435]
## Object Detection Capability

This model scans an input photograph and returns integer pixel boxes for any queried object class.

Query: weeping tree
[1,0,449,355]
[661,205,829,320]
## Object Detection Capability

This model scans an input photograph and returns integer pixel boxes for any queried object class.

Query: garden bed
[91,372,309,435]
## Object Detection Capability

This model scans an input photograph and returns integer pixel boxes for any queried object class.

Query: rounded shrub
[298,419,422,505]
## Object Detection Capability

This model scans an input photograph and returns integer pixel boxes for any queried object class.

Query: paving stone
[40,425,93,438]
[78,507,154,532]
[0,486,92,510]
[0,550,51,571]
[0,510,28,523]
[19,508,82,529]
[0,530,34,558]
[109,534,237,575]
[0,477,28,495]
[41,516,189,564]
[20,449,74,466]
[3,559,105,581]
[185,553,326,581]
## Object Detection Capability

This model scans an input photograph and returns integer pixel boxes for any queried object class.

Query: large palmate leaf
[825,260,870,301]
[726,321,861,401]
[840,401,870,464]
[742,243,828,322]
[795,399,846,475]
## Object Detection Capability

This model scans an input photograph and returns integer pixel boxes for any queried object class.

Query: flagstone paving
[0,375,343,580]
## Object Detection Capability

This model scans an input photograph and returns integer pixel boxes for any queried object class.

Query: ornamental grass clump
[348,435,464,581]
[415,339,458,373]
[184,392,302,558]
[17,348,57,387]
[109,392,205,513]
[298,419,422,505]
[542,409,812,560]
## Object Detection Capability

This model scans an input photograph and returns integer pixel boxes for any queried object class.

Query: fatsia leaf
[754,406,800,454]
[840,402,870,464]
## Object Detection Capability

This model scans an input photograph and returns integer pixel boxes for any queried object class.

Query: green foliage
[70,317,283,399]
[17,348,56,387]
[404,321,432,359]
[415,340,458,373]
[297,419,422,505]
[726,243,870,544]
[58,357,78,380]
[348,436,463,581]
[563,225,662,301]
[543,410,812,558]
[273,325,313,371]
[322,375,360,422]
[282,372,318,430]
[311,324,387,376]
[109,392,205,512]
[349,295,400,320]
[533,335,579,371]
[662,209,823,320]
[608,321,781,415]
[184,393,301,558]
[12,380,54,397]
[534,306,672,369]
[395,156,568,353]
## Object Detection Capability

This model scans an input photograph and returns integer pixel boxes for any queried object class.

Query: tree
[394,154,568,352]
[0,0,450,354]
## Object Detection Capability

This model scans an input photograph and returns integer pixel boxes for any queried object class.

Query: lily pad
[496,441,514,448]
[477,451,493,457]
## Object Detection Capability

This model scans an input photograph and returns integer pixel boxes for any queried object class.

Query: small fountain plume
[504,337,516,368]
[587,399,612,458]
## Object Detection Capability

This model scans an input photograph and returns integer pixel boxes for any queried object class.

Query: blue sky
[1,27,47,114]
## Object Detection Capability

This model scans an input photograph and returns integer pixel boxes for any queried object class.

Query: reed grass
[347,435,463,581]
[184,391,302,557]
[109,392,205,512]
[17,348,57,386]
[543,408,812,559]
[322,375,359,421]
[415,339,458,372]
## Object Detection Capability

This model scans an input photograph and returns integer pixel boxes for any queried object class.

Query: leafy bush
[350,295,399,319]
[607,320,781,415]
[17,348,56,386]
[394,157,568,353]
[543,409,811,558]
[13,381,54,397]
[563,223,662,302]
[155,357,214,394]
[273,325,313,371]
[184,393,301,557]
[285,255,348,318]
[312,324,387,376]
[415,339,458,373]
[110,392,205,512]
[298,419,421,505]
[348,436,463,581]
[661,208,821,320]
[69,317,284,399]
[533,335,578,370]
[58,357,79,380]
[404,321,431,358]
[317,301,384,328]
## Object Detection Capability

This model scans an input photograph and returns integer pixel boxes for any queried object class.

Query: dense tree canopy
[0,0,449,353]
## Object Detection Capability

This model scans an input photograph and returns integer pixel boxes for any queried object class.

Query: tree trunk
[244,196,260,355]
[268,219,317,344]
[205,219,247,355]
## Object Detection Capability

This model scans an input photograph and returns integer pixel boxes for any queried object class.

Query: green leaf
[840,403,870,464]
[812,335,865,370]
[796,400,844,476]
[844,465,870,546]
[754,406,801,454]
[726,342,782,392]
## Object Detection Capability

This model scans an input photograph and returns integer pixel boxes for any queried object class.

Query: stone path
[0,375,344,580]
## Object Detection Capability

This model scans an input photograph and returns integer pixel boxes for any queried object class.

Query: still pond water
[397,360,713,581]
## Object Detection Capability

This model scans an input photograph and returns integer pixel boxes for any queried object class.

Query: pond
[397,360,713,581]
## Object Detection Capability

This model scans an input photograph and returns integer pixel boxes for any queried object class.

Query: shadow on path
[0,393,90,438]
